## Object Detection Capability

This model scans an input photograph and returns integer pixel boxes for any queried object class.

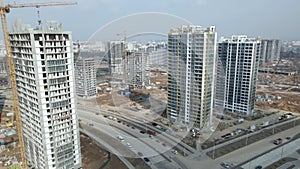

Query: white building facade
[167,25,217,129]
[10,22,82,169]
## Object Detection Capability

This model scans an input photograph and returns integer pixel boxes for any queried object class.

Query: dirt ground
[81,134,128,169]
[256,87,300,113]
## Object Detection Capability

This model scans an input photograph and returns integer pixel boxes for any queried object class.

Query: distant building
[0,43,7,74]
[167,25,217,129]
[149,48,167,67]
[260,39,281,65]
[0,57,7,74]
[10,21,82,169]
[108,41,125,75]
[216,35,261,115]
[75,57,97,98]
[127,51,150,87]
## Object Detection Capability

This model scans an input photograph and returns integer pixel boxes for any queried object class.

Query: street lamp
[213,138,216,159]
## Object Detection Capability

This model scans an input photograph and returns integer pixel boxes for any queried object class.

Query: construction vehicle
[0,1,77,168]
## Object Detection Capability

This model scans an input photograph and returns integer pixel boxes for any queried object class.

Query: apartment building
[127,51,150,87]
[75,57,97,98]
[216,35,261,115]
[260,39,281,65]
[10,21,82,169]
[167,25,217,129]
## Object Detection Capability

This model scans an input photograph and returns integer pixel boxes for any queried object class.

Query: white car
[126,142,132,148]
[117,135,124,141]
[171,149,178,154]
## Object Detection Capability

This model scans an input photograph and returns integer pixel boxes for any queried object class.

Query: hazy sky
[2,0,300,41]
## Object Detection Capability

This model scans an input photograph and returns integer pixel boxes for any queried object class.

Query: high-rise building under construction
[215,36,261,115]
[167,25,217,129]
[10,21,82,169]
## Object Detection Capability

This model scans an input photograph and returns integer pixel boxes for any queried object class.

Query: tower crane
[0,1,77,168]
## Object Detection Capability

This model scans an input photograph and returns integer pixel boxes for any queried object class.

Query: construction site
[0,0,298,168]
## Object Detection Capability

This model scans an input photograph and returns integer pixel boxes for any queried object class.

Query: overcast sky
[2,0,300,41]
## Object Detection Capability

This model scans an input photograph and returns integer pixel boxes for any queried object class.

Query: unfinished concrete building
[216,36,261,116]
[75,57,97,98]
[10,21,82,169]
[167,25,217,129]
[107,41,125,75]
[127,51,150,87]
[260,39,281,65]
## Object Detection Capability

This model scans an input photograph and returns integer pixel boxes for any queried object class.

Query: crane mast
[0,1,77,168]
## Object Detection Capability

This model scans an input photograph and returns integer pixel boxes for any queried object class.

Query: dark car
[220,162,230,169]
[143,157,150,162]
[255,165,262,169]
[138,152,143,156]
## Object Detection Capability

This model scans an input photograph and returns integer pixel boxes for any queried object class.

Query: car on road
[89,123,94,126]
[286,136,291,140]
[220,162,230,169]
[171,149,178,155]
[255,165,262,169]
[117,135,124,141]
[143,157,151,165]
[126,142,132,148]
[140,130,145,134]
[273,138,283,145]
[138,152,143,156]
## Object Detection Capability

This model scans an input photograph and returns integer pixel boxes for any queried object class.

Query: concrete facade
[75,57,97,98]
[10,21,82,169]
[127,51,150,87]
[108,41,125,75]
[260,39,281,65]
[216,35,261,115]
[167,25,217,129]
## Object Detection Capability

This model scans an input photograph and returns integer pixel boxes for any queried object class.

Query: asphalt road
[206,118,300,159]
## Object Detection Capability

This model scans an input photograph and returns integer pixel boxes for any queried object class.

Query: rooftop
[11,20,67,33]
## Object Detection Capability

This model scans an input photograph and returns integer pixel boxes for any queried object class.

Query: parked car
[273,138,282,145]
